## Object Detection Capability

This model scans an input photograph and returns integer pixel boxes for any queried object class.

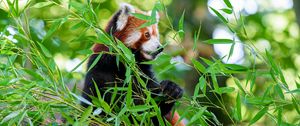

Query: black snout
[156,47,164,53]
[151,47,164,57]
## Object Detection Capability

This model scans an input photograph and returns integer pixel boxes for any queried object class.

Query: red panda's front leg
[159,80,185,126]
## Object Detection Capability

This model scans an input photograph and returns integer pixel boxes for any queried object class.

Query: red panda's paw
[160,80,183,101]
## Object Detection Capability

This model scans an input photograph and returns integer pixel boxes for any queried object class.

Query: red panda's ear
[116,3,134,31]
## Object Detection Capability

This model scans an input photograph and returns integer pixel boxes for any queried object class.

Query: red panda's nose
[157,47,164,53]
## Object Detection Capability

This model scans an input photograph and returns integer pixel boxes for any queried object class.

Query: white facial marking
[125,30,141,46]
[142,36,161,52]
[142,52,153,60]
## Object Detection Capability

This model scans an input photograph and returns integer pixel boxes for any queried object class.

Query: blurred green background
[1,0,300,125]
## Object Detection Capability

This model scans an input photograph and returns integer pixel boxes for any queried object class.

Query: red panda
[82,3,185,126]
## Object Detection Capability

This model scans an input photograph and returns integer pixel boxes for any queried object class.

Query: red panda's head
[102,4,162,60]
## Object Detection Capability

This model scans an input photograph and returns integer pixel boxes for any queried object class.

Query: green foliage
[0,0,300,125]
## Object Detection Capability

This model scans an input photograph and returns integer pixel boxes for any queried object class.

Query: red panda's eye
[145,32,151,39]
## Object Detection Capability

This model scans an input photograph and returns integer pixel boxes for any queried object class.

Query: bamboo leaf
[80,106,93,122]
[194,76,206,99]
[211,71,219,90]
[31,1,53,8]
[42,17,68,42]
[209,7,228,23]
[277,107,282,125]
[23,68,43,81]
[224,64,248,71]
[126,81,133,107]
[139,19,156,29]
[223,0,233,9]
[70,92,93,106]
[249,107,268,125]
[128,105,153,112]
[154,1,164,11]
[37,42,52,57]
[227,43,235,61]
[221,8,232,14]
[204,39,233,44]
[275,84,285,99]
[233,78,246,94]
[131,13,151,20]
[188,107,206,124]
[286,89,300,94]
[214,87,235,94]
[0,110,22,124]
[87,53,103,72]
[236,92,242,121]
[178,10,185,41]
[192,59,206,73]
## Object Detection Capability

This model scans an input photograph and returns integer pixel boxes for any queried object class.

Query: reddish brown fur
[93,10,160,52]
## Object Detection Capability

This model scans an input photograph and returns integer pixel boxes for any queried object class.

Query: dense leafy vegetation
[0,0,299,125]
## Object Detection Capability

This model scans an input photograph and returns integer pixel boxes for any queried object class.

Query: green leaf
[87,53,102,72]
[42,17,68,42]
[188,107,206,124]
[126,81,133,107]
[275,85,285,99]
[124,65,132,83]
[200,57,213,65]
[0,110,22,124]
[70,92,93,106]
[194,76,206,99]
[214,87,235,94]
[71,22,83,30]
[204,39,233,44]
[245,96,273,105]
[221,8,232,14]
[150,99,165,126]
[139,19,157,29]
[70,54,91,73]
[80,106,93,123]
[0,78,10,86]
[23,69,43,81]
[96,30,112,45]
[223,0,233,9]
[292,98,300,114]
[209,7,228,23]
[249,107,268,125]
[233,78,246,94]
[37,42,52,58]
[199,76,206,95]
[236,92,242,121]
[211,71,219,90]
[193,23,202,51]
[224,64,248,71]
[192,59,206,73]
[154,1,164,11]
[31,1,53,8]
[277,107,282,125]
[131,13,151,20]
[193,32,198,51]
[128,105,153,112]
[286,89,300,94]
[100,99,111,113]
[69,1,85,11]
[117,40,134,61]
[227,43,235,61]
[178,10,185,41]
